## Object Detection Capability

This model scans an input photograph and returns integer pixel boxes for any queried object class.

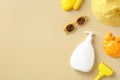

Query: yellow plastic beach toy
[61,0,83,11]
[94,62,113,80]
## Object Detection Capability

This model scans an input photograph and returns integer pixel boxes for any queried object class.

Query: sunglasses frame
[64,15,88,35]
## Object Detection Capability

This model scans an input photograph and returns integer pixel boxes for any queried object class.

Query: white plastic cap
[84,31,94,42]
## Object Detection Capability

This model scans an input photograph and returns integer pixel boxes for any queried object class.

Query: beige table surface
[0,0,120,80]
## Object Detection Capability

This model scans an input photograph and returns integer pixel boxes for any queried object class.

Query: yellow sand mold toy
[61,0,83,11]
[103,32,120,58]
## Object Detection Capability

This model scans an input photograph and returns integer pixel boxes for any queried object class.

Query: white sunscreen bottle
[70,31,95,72]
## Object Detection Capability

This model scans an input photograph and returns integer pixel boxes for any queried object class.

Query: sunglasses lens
[77,17,86,25]
[66,24,75,32]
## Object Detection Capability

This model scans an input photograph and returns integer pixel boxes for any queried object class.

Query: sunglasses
[64,16,88,35]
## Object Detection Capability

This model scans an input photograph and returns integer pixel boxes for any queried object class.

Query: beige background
[0,0,120,80]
